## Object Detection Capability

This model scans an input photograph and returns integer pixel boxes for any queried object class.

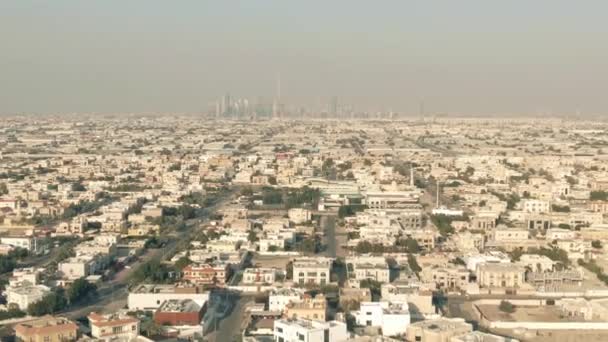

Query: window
[298,333,305,341]
[277,327,283,333]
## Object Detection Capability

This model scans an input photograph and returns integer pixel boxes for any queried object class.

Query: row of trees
[578,259,608,286]
[430,215,457,237]
[253,187,321,209]
[0,248,29,274]
[354,238,422,254]
[62,194,115,219]
[27,278,97,316]
[338,204,367,219]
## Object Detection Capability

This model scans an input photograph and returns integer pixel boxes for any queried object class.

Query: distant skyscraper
[222,93,232,116]
[330,96,338,117]
[273,73,282,120]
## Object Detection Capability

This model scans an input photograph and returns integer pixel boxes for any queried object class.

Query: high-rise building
[222,93,232,116]
[330,96,338,117]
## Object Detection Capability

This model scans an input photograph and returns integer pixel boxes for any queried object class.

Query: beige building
[15,316,78,342]
[420,265,470,291]
[477,263,526,289]
[293,257,332,286]
[284,294,327,322]
[348,256,390,283]
[406,318,472,342]
[88,312,140,342]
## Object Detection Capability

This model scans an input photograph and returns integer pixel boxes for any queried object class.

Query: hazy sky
[1,1,607,116]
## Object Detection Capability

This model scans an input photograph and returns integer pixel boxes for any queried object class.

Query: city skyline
[2,1,608,116]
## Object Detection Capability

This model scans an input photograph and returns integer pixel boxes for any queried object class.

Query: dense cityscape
[0,116,607,341]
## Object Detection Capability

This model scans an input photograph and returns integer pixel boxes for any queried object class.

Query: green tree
[28,290,67,316]
[174,256,193,270]
[247,229,258,243]
[590,191,608,201]
[430,215,456,237]
[67,278,97,305]
[407,254,422,274]
[338,204,367,218]
[397,237,421,253]
[499,300,515,313]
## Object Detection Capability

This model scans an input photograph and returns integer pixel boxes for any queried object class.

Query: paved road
[415,136,459,157]
[323,215,337,258]
[208,294,253,342]
[60,188,239,319]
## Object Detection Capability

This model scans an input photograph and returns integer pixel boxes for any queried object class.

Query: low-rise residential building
[242,267,277,284]
[517,254,555,272]
[420,265,470,291]
[182,263,229,285]
[348,256,390,283]
[88,312,140,342]
[273,318,348,342]
[269,288,304,312]
[284,294,327,322]
[353,301,411,337]
[476,263,526,289]
[0,236,41,253]
[154,299,206,326]
[128,284,209,311]
[406,318,473,342]
[14,316,79,342]
[293,257,332,286]
[5,282,51,310]
[288,208,312,224]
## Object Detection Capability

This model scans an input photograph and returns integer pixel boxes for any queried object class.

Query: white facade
[0,236,40,253]
[128,284,209,311]
[273,318,348,342]
[432,207,464,217]
[522,199,550,213]
[348,256,390,283]
[242,268,277,284]
[5,283,51,310]
[288,208,312,224]
[293,257,332,286]
[269,288,304,312]
[464,252,511,272]
[259,238,285,252]
[353,301,411,337]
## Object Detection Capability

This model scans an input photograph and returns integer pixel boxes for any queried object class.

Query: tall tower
[330,96,338,117]
[222,92,232,116]
[273,73,281,120]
